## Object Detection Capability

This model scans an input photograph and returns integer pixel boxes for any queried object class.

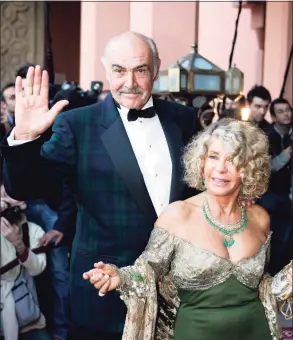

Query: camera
[2,206,23,225]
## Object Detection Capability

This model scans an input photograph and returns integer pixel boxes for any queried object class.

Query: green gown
[174,277,271,340]
[118,227,275,339]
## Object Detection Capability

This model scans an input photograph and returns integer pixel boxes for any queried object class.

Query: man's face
[249,97,270,122]
[104,37,160,110]
[273,103,292,126]
[0,100,8,124]
[224,97,233,110]
[3,86,15,117]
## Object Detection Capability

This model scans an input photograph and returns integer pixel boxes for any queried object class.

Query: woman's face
[203,137,241,197]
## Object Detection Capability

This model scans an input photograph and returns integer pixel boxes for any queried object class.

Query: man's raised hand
[14,65,68,140]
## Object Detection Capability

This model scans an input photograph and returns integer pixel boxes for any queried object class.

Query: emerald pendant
[224,236,235,248]
[202,195,248,248]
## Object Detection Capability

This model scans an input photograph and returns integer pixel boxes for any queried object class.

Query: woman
[84,119,292,340]
[0,185,51,340]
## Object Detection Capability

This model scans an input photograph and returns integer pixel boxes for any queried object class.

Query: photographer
[0,185,50,340]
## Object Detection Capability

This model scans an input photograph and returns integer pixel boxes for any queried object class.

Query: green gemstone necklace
[202,195,248,248]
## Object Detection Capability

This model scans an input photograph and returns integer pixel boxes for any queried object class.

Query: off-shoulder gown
[119,227,272,339]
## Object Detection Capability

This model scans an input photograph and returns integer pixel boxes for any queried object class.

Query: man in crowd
[247,85,272,134]
[266,98,292,274]
[1,82,16,131]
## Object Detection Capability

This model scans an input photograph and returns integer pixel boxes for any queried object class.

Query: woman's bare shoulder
[247,204,270,234]
[155,201,192,234]
[155,196,202,234]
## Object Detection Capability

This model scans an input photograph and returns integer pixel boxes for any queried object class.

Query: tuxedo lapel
[154,99,184,203]
[100,95,157,222]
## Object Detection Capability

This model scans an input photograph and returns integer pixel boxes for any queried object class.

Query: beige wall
[130,1,199,70]
[284,2,292,105]
[152,1,199,70]
[79,1,130,90]
[263,1,292,105]
[78,0,292,104]
[197,2,262,94]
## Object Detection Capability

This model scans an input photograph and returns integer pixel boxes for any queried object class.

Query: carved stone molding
[0,2,45,86]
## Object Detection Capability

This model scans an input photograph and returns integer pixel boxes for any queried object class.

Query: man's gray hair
[101,32,160,75]
[139,34,160,74]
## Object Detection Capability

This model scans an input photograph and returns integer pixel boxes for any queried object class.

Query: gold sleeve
[117,227,176,299]
[271,260,293,321]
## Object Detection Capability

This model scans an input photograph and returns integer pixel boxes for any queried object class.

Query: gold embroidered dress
[116,227,291,340]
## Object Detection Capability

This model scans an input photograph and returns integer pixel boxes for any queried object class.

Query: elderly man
[1,32,199,339]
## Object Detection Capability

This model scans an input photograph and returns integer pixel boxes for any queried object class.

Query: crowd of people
[0,31,292,340]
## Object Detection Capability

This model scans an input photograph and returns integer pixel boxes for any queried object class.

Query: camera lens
[2,206,23,224]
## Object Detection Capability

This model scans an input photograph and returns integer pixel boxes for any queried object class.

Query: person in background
[0,184,50,340]
[0,83,15,129]
[264,98,292,274]
[0,93,10,141]
[246,85,272,134]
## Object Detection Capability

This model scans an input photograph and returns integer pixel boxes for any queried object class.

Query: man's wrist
[14,128,36,141]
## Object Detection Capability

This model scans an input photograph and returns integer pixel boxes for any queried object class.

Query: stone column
[0,2,45,85]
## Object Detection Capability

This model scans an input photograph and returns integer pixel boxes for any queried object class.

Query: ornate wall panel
[0,2,44,86]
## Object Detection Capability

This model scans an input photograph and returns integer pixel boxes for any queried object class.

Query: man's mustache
[117,88,144,95]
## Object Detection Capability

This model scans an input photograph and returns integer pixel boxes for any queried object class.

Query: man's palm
[14,65,68,140]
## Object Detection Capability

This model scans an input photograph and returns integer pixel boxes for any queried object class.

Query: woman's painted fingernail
[99,292,105,297]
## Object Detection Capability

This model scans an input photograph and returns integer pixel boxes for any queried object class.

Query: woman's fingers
[83,269,97,280]
[83,263,106,280]
[94,262,116,276]
[99,279,111,296]
[93,274,110,290]
[94,261,105,269]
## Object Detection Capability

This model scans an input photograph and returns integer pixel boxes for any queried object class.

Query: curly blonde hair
[183,118,270,198]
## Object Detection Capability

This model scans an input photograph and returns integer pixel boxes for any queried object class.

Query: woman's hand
[1,217,26,254]
[39,229,64,246]
[83,261,121,296]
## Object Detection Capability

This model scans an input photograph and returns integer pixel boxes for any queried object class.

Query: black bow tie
[112,98,156,121]
[127,107,156,121]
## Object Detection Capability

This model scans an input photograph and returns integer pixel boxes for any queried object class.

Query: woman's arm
[271,260,292,301]
[84,227,177,298]
[19,222,47,276]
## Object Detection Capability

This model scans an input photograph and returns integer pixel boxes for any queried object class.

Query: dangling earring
[237,186,244,205]
[201,175,205,189]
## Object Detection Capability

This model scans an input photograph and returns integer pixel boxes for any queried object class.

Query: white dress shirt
[118,97,172,216]
[7,96,173,216]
